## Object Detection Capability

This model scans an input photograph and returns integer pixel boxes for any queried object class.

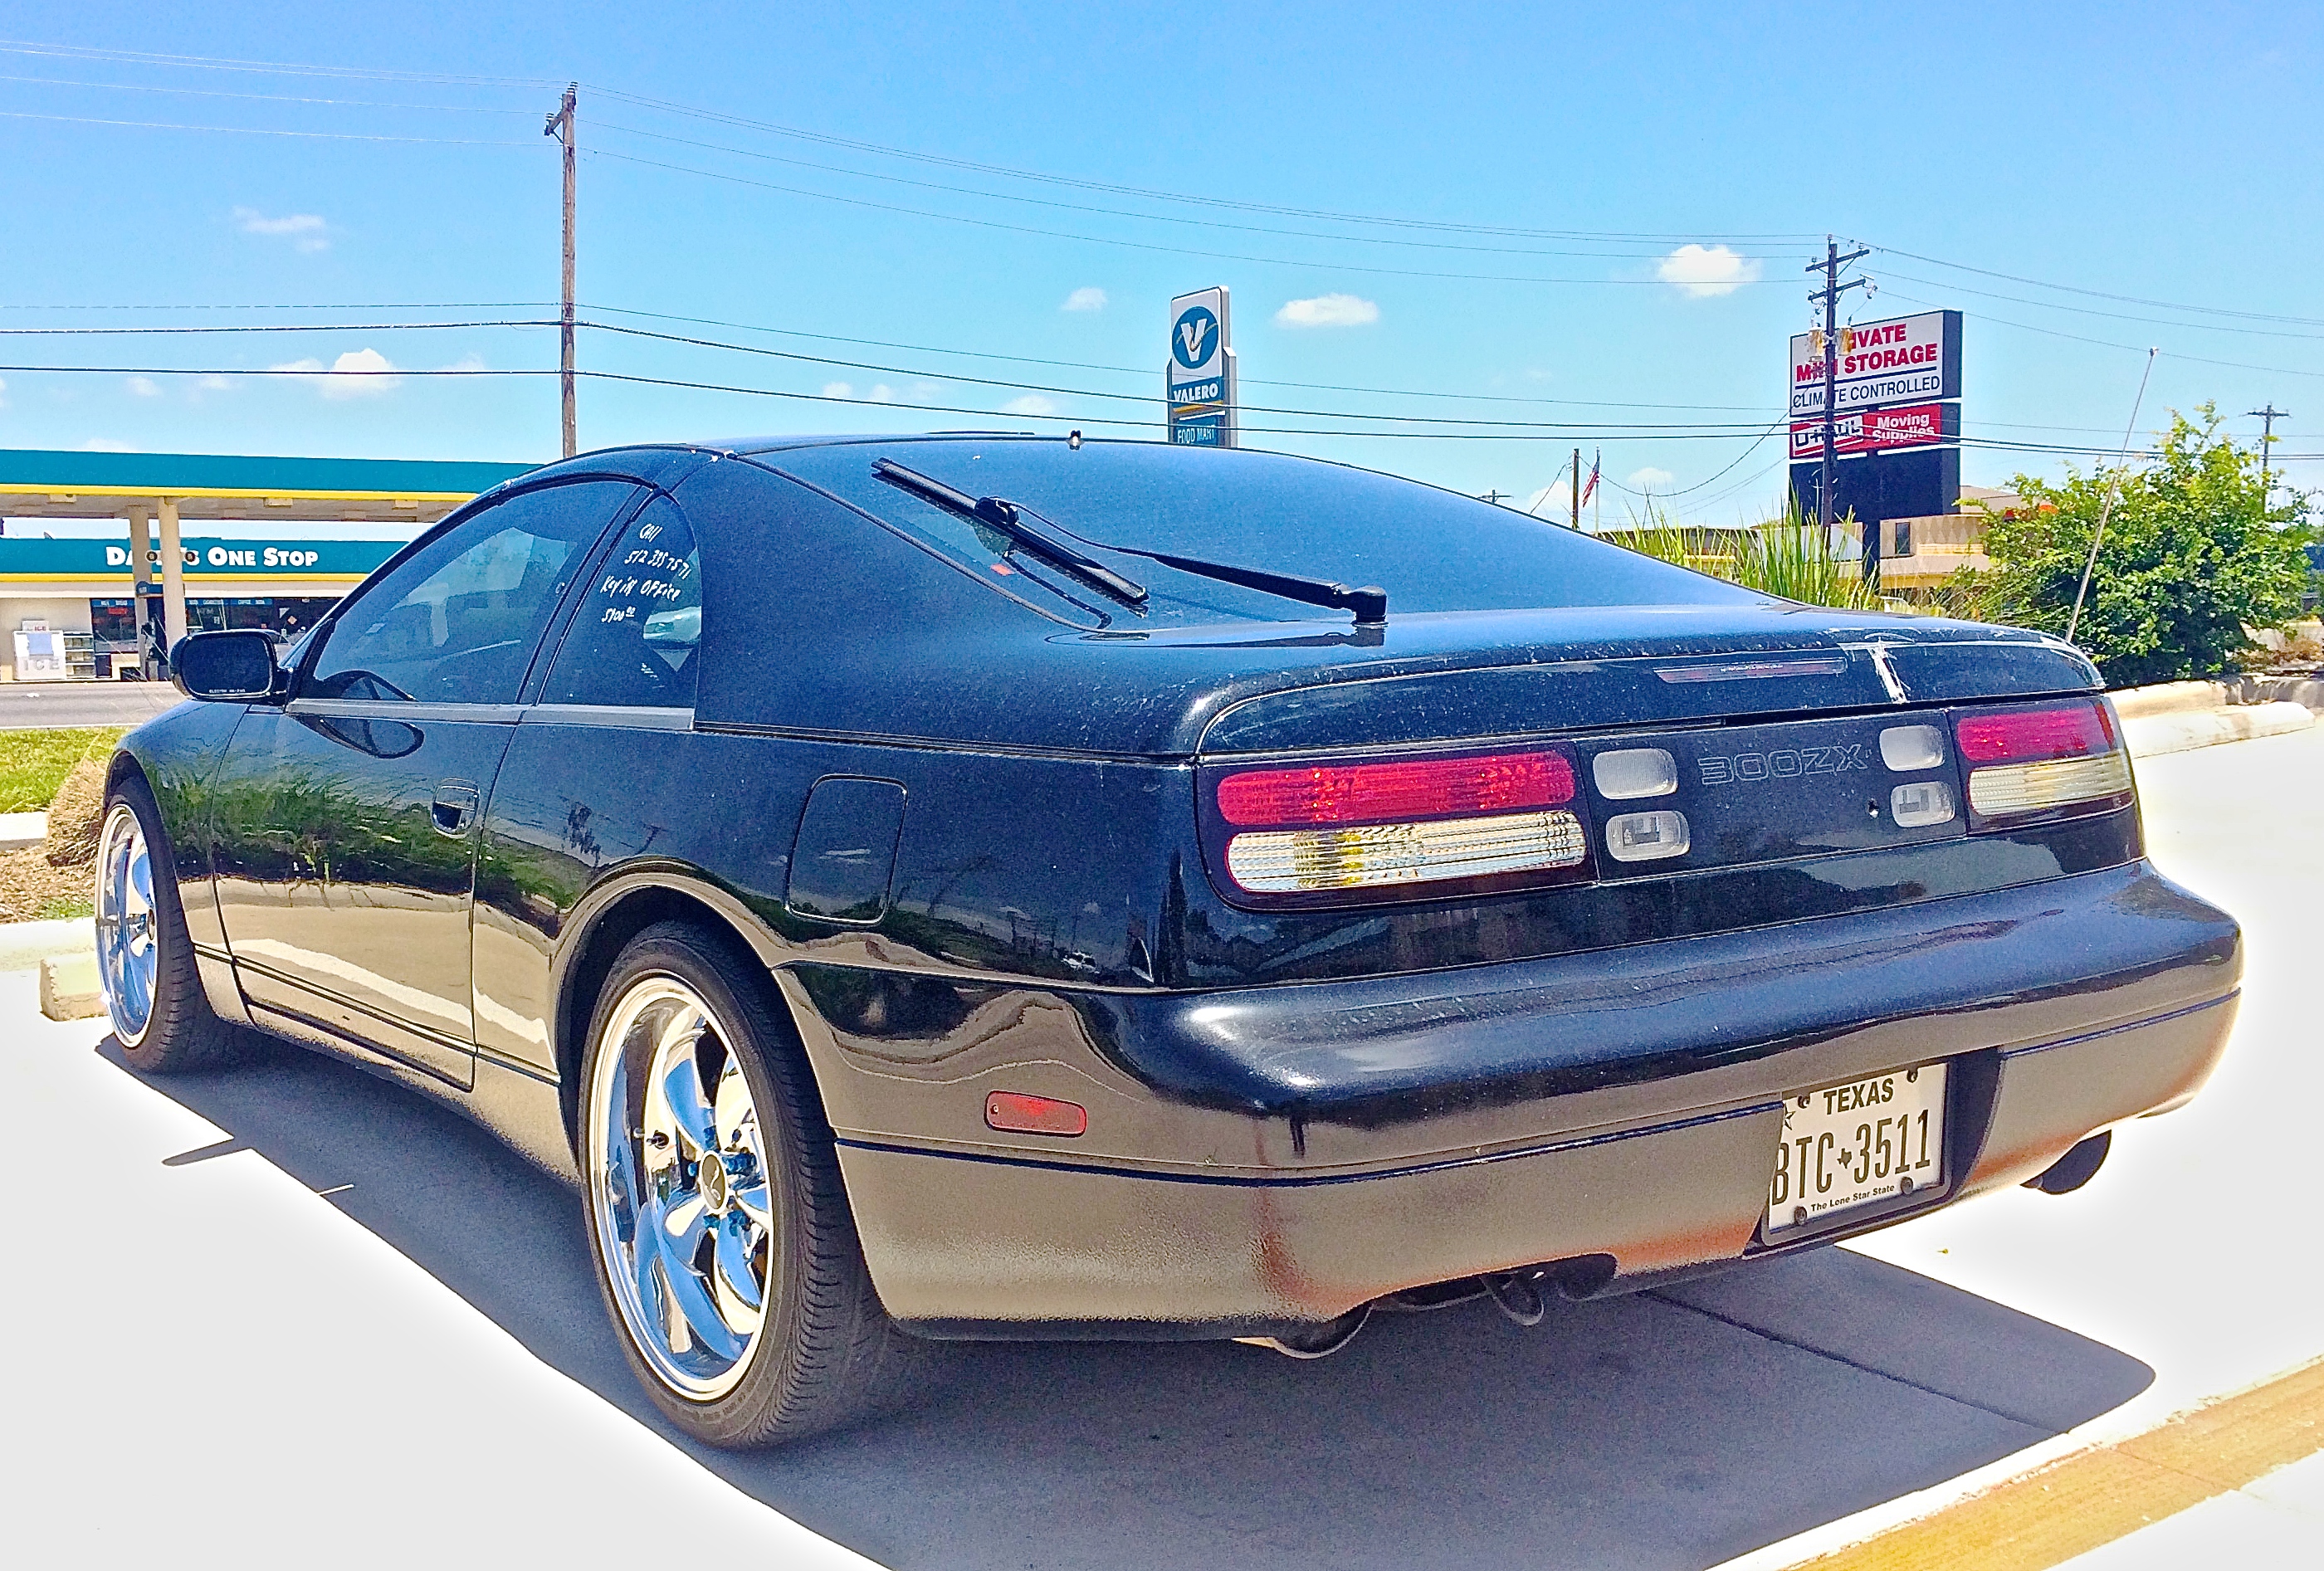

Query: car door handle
[431,780,481,837]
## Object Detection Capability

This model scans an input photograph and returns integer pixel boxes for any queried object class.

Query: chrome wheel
[95,803,158,1046]
[587,975,774,1400]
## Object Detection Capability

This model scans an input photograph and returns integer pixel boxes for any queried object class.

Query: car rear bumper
[804,860,2239,1335]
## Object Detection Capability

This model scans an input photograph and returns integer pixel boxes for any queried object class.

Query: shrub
[1978,406,2312,686]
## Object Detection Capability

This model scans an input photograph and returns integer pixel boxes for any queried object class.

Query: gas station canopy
[0,446,539,659]
[0,446,536,526]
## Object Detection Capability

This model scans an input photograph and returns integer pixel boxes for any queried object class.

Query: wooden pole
[547,85,578,458]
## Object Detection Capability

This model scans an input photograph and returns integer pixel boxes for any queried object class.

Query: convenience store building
[1,447,535,680]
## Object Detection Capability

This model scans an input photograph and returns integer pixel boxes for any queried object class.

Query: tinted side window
[538,497,701,708]
[309,481,639,704]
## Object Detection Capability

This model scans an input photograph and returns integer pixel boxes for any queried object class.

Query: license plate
[1765,1063,1946,1236]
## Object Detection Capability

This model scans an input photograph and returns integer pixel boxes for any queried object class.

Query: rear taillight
[1954,700,2133,822]
[1206,746,1591,904]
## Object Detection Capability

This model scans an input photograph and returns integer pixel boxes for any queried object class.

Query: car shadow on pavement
[107,1032,2153,1571]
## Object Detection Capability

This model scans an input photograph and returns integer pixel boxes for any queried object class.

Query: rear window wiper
[873,460,1148,609]
[872,458,1388,627]
[1100,544,1387,627]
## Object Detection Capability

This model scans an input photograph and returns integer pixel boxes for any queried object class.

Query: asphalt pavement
[0,679,184,729]
[2,728,2319,1569]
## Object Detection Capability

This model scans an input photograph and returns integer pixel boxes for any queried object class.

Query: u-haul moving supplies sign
[1789,310,1960,418]
[1787,401,1959,460]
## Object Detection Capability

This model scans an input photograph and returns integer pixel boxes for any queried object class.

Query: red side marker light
[984,1090,1087,1138]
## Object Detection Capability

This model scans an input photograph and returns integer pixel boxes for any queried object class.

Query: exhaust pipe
[2025,1130,2112,1195]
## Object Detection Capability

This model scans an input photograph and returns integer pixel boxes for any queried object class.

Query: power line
[1874,270,2324,342]
[576,303,1781,412]
[0,37,557,90]
[0,320,554,334]
[0,106,533,146]
[1867,242,2324,329]
[577,319,1771,432]
[587,83,1819,246]
[1881,288,2324,383]
[583,146,1760,289]
[585,118,1760,263]
[7,32,2312,339]
[8,313,2307,446]
[0,69,540,114]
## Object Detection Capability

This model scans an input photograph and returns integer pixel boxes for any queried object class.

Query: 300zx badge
[1698,744,1869,786]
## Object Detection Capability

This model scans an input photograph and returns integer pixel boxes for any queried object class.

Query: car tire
[578,920,921,1447]
[97,773,242,1074]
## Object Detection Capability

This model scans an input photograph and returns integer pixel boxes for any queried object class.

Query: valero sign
[1788,310,1961,418]
[1167,285,1238,447]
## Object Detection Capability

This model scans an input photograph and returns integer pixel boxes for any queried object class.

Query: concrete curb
[38,951,100,1021]
[2124,701,2317,759]
[0,918,93,972]
[2110,676,2324,759]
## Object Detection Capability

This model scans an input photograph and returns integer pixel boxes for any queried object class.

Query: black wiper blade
[872,459,1148,608]
[1112,547,1388,627]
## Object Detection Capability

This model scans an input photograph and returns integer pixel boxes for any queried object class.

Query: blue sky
[2,1,2319,534]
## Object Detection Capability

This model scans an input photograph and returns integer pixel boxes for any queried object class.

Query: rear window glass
[769,440,1751,623]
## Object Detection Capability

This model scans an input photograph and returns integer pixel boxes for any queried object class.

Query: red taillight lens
[1955,700,2117,764]
[1954,700,2132,822]
[1216,749,1577,827]
[1206,745,1592,904]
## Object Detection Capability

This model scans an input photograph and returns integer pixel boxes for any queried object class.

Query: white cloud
[439,353,486,373]
[867,383,897,403]
[1628,466,1676,491]
[126,376,162,398]
[1656,243,1761,297]
[1275,293,1380,329]
[234,206,330,253]
[0,375,9,407]
[80,437,131,451]
[196,374,231,392]
[272,347,400,400]
[1001,394,1058,417]
[1061,287,1107,313]
[820,381,853,399]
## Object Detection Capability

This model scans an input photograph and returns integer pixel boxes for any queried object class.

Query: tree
[1977,405,2312,687]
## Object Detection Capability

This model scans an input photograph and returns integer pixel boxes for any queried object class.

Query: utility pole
[1570,447,1582,531]
[1805,237,1872,563]
[2248,404,2290,512]
[545,84,578,458]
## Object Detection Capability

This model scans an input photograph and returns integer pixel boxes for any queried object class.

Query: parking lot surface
[0,681,183,729]
[2,728,2317,1569]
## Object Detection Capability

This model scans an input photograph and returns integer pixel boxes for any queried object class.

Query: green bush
[1978,406,2312,686]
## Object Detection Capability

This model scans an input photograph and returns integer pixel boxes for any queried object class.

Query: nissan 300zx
[95,435,2240,1446]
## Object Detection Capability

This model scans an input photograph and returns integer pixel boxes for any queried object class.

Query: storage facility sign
[1787,401,1960,460]
[1788,310,1961,417]
[1167,285,1238,448]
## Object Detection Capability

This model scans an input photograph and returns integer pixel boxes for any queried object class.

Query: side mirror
[172,629,286,703]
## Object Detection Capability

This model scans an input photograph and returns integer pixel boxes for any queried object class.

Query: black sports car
[97,435,2239,1447]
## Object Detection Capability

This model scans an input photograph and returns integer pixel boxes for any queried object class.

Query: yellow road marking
[1792,1356,2324,1569]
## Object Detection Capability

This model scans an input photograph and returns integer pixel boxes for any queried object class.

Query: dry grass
[0,847,92,922]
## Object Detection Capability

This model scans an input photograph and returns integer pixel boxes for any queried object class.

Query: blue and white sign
[1167,285,1237,448]
[1172,305,1219,371]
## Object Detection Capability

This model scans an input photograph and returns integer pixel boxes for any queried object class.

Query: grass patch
[0,727,124,812]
